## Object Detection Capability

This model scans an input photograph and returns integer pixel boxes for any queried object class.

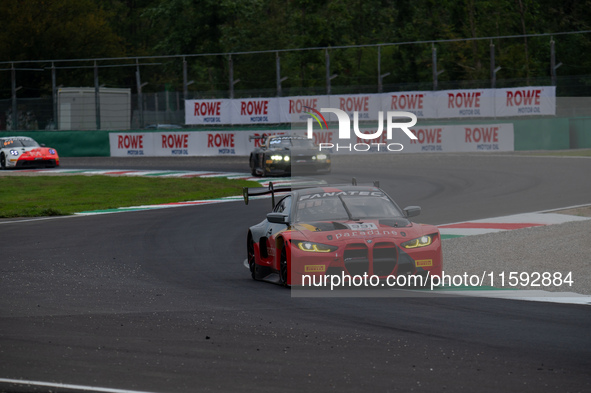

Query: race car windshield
[295,195,403,222]
[2,138,39,148]
[270,138,316,149]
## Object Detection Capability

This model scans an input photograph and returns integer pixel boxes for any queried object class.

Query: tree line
[1,0,590,98]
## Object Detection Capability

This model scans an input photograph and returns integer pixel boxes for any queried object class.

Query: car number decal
[346,223,378,230]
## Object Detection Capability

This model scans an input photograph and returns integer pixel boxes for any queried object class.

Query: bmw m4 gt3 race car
[244,181,442,287]
[249,135,331,177]
[0,136,60,169]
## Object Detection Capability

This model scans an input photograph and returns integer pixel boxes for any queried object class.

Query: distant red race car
[0,136,60,169]
[244,181,442,287]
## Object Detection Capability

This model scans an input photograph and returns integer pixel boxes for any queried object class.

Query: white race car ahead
[0,136,60,169]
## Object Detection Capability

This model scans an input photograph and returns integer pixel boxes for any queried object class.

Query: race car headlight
[295,241,337,253]
[401,234,434,249]
[316,154,328,160]
[270,154,290,162]
[10,149,19,156]
[49,149,56,155]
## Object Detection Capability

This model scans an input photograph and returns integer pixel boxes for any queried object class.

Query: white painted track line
[437,289,591,305]
[0,378,164,393]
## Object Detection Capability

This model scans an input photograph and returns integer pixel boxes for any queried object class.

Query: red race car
[244,181,442,288]
[0,136,60,169]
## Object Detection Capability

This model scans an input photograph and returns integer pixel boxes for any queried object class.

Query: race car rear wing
[243,178,381,208]
[243,182,293,207]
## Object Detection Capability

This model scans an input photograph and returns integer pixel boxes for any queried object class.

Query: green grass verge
[0,176,260,218]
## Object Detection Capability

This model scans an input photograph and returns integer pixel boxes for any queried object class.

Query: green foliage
[1,0,591,96]
[0,0,124,61]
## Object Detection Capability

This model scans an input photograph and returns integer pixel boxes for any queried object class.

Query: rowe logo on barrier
[304,107,418,152]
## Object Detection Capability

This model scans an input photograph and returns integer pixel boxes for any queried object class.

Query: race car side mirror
[267,212,289,225]
[403,206,421,218]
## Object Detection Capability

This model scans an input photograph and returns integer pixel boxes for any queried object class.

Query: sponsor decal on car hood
[15,147,56,158]
[289,219,430,244]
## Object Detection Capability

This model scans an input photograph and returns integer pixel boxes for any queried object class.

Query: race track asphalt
[0,153,590,393]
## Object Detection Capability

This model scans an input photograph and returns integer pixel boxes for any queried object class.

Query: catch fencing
[1,31,590,131]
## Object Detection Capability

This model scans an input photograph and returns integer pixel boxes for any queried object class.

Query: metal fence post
[432,45,438,91]
[155,93,159,123]
[378,46,382,93]
[11,63,18,130]
[325,49,331,95]
[51,62,57,129]
[136,60,144,128]
[276,52,282,97]
[550,38,562,86]
[229,54,234,99]
[378,46,390,94]
[94,61,101,130]
[183,56,188,100]
[490,41,496,88]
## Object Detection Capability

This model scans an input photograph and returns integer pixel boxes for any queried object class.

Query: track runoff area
[6,167,591,305]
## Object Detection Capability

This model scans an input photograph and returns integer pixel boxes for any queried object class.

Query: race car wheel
[0,153,5,169]
[249,155,257,176]
[260,155,269,177]
[279,247,288,286]
[247,235,256,280]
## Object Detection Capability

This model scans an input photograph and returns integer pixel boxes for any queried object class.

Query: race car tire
[279,247,288,286]
[0,153,5,170]
[247,235,257,280]
[259,154,269,177]
[249,155,257,177]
